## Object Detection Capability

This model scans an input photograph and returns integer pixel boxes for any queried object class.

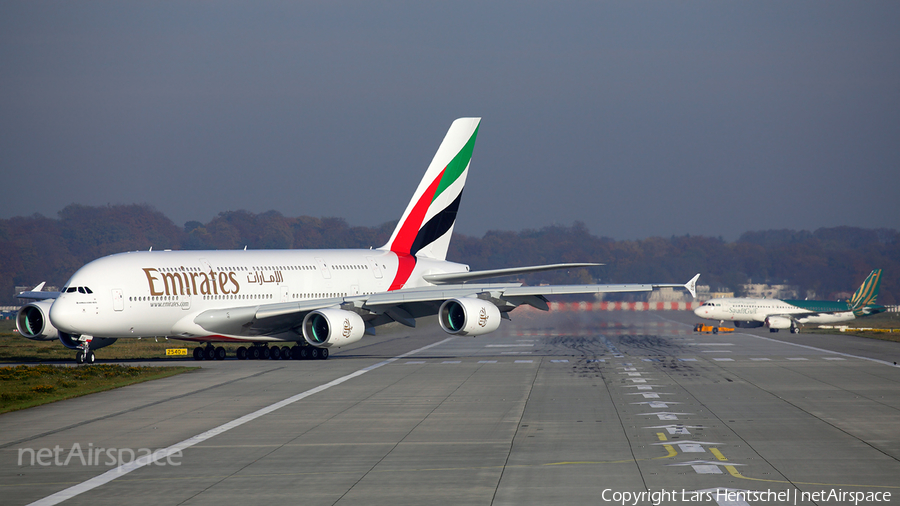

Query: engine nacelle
[302,309,365,348]
[765,316,792,330]
[438,298,501,336]
[16,301,58,341]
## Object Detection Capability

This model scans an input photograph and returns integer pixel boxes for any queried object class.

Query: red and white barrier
[545,301,701,312]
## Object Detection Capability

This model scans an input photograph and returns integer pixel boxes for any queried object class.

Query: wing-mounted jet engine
[438,298,502,336]
[302,309,366,356]
[764,315,793,332]
[16,301,59,341]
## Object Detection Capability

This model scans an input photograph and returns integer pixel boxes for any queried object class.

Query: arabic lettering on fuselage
[141,268,281,297]
[246,270,284,286]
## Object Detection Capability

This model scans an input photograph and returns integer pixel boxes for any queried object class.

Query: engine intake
[16,301,58,341]
[302,309,365,348]
[438,298,501,336]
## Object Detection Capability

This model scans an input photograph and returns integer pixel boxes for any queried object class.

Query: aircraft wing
[16,282,60,301]
[189,274,699,337]
[422,263,603,284]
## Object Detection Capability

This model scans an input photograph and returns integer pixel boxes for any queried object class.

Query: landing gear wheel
[76,351,84,364]
[270,346,282,360]
[236,347,248,360]
[204,346,216,360]
[248,347,261,360]
[299,347,310,360]
[261,347,271,360]
[318,348,329,360]
[291,346,301,360]
[193,347,204,360]
[215,346,226,360]
[85,351,95,364]
[309,347,319,360]
[281,346,291,360]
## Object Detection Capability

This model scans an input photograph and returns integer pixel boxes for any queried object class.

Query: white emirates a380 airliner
[17,118,698,363]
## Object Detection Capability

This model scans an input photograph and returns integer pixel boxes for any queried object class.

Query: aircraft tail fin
[380,117,481,261]
[849,269,881,315]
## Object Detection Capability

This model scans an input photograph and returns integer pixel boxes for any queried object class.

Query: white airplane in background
[17,117,698,363]
[693,269,884,333]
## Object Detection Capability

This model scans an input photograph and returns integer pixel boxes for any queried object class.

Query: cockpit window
[65,286,93,294]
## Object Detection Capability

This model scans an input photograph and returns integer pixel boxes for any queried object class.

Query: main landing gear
[193,345,227,361]
[191,344,330,360]
[235,345,329,360]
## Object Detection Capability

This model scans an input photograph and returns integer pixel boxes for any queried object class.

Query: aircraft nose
[49,297,82,334]
[693,306,705,317]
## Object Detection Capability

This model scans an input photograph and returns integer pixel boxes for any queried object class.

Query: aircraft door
[315,257,331,279]
[281,285,289,302]
[112,289,124,312]
[366,256,383,279]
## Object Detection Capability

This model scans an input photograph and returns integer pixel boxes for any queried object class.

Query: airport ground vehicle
[693,323,734,334]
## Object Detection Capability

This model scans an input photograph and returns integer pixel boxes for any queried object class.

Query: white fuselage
[693,298,855,325]
[48,249,467,342]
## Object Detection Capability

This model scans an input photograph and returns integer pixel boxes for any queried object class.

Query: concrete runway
[2,308,899,506]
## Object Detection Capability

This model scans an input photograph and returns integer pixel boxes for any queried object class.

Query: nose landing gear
[75,350,95,364]
[74,336,95,364]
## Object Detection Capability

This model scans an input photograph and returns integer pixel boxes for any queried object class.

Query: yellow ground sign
[165,348,188,356]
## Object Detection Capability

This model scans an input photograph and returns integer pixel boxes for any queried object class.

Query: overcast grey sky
[2,1,898,240]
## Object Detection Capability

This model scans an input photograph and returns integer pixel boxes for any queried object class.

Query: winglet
[684,273,700,299]
[651,273,699,299]
[31,282,46,292]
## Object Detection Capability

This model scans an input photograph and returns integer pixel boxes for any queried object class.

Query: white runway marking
[739,333,898,366]
[27,338,455,506]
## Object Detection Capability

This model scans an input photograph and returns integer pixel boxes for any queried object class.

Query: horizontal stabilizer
[423,263,603,284]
